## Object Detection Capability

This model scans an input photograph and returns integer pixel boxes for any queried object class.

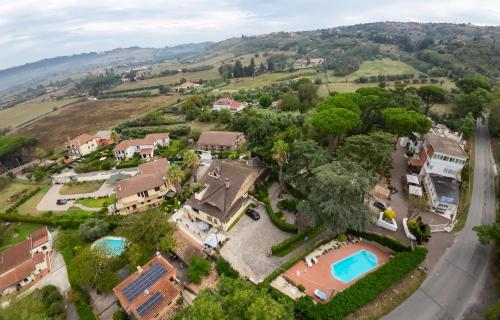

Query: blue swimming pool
[331,250,378,283]
[94,237,127,256]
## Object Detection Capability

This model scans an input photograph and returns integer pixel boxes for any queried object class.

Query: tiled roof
[213,98,241,110]
[31,227,49,248]
[197,131,244,148]
[425,134,467,158]
[116,158,170,199]
[0,252,45,291]
[67,134,95,146]
[113,255,179,320]
[113,133,169,152]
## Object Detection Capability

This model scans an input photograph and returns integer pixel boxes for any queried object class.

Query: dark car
[56,199,68,205]
[373,201,390,211]
[246,209,260,220]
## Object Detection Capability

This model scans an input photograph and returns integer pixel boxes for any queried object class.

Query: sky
[1,0,500,70]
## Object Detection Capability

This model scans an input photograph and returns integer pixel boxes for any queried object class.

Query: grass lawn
[157,139,187,158]
[60,181,104,195]
[0,98,79,129]
[0,180,35,209]
[345,268,426,320]
[17,185,50,216]
[0,222,43,251]
[76,195,116,208]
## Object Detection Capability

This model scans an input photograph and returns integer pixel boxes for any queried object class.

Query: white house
[212,98,245,112]
[113,133,170,161]
[66,134,99,158]
[423,174,460,220]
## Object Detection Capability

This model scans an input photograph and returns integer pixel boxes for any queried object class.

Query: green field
[0,98,79,129]
[17,185,51,216]
[0,180,36,210]
[60,181,104,195]
[76,195,115,208]
[0,222,43,251]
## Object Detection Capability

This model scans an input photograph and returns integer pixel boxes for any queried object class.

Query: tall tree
[381,108,432,137]
[337,131,397,173]
[459,113,476,139]
[69,247,118,292]
[308,107,361,152]
[116,209,176,253]
[297,82,319,111]
[167,163,185,194]
[280,92,301,112]
[416,85,446,115]
[454,88,492,117]
[473,222,500,245]
[298,161,377,233]
[285,139,329,186]
[456,76,492,94]
[259,95,272,108]
[234,60,244,78]
[272,140,289,196]
[183,150,200,183]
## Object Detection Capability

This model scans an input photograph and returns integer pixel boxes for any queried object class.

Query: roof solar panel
[123,263,167,302]
[136,292,164,317]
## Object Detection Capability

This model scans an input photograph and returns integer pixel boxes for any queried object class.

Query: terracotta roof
[116,174,166,199]
[138,158,169,175]
[197,131,244,148]
[31,227,49,249]
[186,158,268,223]
[140,148,153,155]
[144,133,169,144]
[425,134,467,158]
[173,229,206,263]
[0,252,45,291]
[113,255,179,320]
[0,240,31,275]
[67,134,95,146]
[114,133,169,152]
[213,98,241,110]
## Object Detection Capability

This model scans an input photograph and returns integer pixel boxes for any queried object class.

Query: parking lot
[220,203,298,283]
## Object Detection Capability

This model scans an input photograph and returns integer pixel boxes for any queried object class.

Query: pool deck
[283,242,390,302]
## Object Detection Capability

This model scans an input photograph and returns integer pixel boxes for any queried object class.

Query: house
[113,133,170,161]
[0,227,52,296]
[410,134,468,180]
[423,174,460,220]
[309,58,325,66]
[212,98,244,112]
[293,59,308,68]
[94,130,115,147]
[66,134,99,158]
[113,254,180,320]
[271,99,283,109]
[197,131,245,152]
[115,158,175,214]
[183,158,268,231]
[176,81,201,92]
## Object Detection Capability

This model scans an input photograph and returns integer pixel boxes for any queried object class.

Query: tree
[473,223,500,245]
[167,163,185,194]
[70,247,118,292]
[456,76,492,94]
[116,209,176,253]
[455,88,492,117]
[280,92,301,111]
[234,60,244,78]
[34,147,47,161]
[381,108,432,137]
[259,95,272,108]
[217,109,232,123]
[459,113,476,139]
[183,150,199,183]
[272,140,289,196]
[183,277,293,320]
[298,161,376,233]
[78,218,110,242]
[187,256,211,284]
[296,81,318,111]
[337,131,397,173]
[416,85,446,115]
[308,107,361,151]
[285,139,329,186]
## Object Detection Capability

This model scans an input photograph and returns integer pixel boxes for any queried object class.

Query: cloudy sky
[1,0,500,70]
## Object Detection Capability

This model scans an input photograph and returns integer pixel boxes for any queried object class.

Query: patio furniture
[314,289,327,301]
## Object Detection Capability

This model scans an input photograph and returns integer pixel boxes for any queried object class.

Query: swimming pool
[93,237,127,256]
[331,249,378,283]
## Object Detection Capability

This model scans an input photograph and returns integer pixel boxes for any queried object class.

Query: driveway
[220,203,318,284]
[384,119,497,320]
[37,182,115,211]
[52,167,138,183]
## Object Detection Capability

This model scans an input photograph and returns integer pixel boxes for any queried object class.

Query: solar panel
[136,292,164,317]
[123,263,168,302]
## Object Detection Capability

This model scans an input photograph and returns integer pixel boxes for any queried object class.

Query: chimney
[225,178,230,189]
[137,266,143,274]
[144,289,149,295]
[156,251,161,257]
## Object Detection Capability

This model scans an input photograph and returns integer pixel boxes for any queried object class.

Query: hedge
[215,257,240,279]
[0,211,94,229]
[253,184,298,234]
[271,227,324,257]
[6,187,41,213]
[285,183,307,200]
[348,229,410,252]
[294,247,428,320]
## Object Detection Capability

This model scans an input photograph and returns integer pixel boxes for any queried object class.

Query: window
[41,246,47,250]
[207,216,212,222]
[154,186,160,192]
[443,156,449,161]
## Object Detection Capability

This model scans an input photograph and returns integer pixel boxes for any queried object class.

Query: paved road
[52,167,138,183]
[384,119,497,320]
[37,182,115,211]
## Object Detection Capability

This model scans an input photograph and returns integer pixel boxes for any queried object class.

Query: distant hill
[0,42,212,93]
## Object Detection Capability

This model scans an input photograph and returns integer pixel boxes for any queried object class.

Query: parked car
[56,199,67,205]
[245,209,260,220]
[373,200,390,211]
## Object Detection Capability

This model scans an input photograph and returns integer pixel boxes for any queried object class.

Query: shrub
[253,184,298,233]
[271,227,324,257]
[285,183,307,200]
[408,217,431,243]
[295,247,428,320]
[347,229,410,252]
[113,310,129,320]
[187,256,211,284]
[298,284,305,292]
[78,218,110,242]
[6,187,40,213]
[383,209,397,221]
[277,199,298,212]
[337,234,347,242]
[215,257,239,279]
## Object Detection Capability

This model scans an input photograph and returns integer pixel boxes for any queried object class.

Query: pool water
[331,249,378,283]
[94,237,127,256]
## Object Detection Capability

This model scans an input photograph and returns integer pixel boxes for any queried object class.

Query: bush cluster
[348,229,410,252]
[271,227,324,257]
[6,187,40,213]
[254,184,298,233]
[215,257,239,279]
[277,199,298,212]
[187,256,211,284]
[0,210,98,228]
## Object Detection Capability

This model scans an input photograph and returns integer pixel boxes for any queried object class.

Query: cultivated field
[0,98,80,129]
[16,95,180,149]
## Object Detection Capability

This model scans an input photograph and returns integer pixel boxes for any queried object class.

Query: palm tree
[272,139,289,196]
[167,164,184,195]
[182,150,199,182]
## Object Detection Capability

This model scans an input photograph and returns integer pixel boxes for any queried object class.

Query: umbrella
[196,221,210,231]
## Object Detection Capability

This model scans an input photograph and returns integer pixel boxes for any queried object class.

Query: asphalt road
[384,119,497,320]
